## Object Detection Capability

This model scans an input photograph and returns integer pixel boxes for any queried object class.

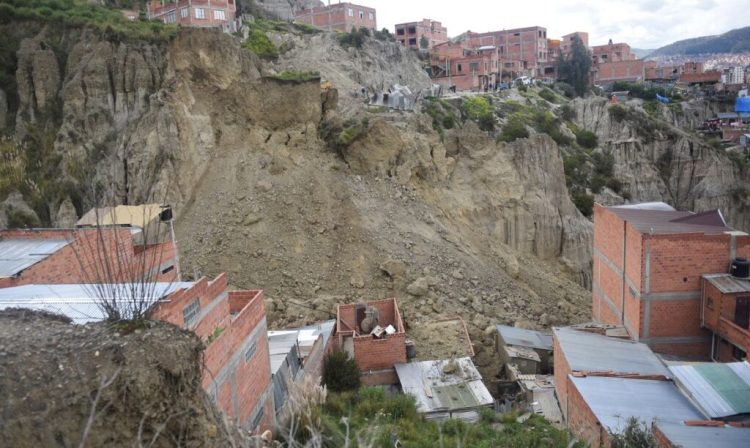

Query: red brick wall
[0,229,177,287]
[294,3,376,32]
[594,60,646,82]
[649,341,711,359]
[648,299,708,338]
[360,368,399,386]
[553,333,572,419]
[646,234,730,294]
[566,376,609,447]
[353,332,406,371]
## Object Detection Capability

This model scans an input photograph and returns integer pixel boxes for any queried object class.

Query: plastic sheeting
[736,96,750,113]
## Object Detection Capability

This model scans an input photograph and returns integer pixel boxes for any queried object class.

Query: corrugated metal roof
[554,327,670,376]
[268,320,336,375]
[0,239,70,277]
[606,205,737,235]
[669,361,750,418]
[570,376,703,434]
[654,422,750,448]
[0,282,194,324]
[703,274,750,294]
[395,358,493,418]
[496,325,553,351]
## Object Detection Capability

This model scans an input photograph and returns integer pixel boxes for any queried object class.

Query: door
[735,297,750,329]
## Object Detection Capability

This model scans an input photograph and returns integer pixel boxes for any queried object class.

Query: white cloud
[364,0,747,48]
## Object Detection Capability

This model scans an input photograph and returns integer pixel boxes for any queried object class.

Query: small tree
[420,35,429,49]
[323,350,360,392]
[557,33,592,97]
[609,417,659,448]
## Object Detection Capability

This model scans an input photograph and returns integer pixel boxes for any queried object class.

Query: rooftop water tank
[731,258,750,278]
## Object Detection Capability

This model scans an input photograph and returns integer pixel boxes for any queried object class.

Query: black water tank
[731,258,750,278]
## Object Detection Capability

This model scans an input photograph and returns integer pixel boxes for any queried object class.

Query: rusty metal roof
[606,204,736,235]
[703,274,750,294]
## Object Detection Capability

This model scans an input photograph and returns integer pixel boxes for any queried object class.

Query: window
[368,12,373,20]
[161,265,175,275]
[457,63,462,72]
[469,62,479,72]
[164,11,176,23]
[214,9,225,20]
[195,7,205,19]
[182,299,200,326]
[180,7,188,18]
[408,38,416,46]
[348,8,353,17]
[396,28,405,35]
[359,10,363,19]
[245,341,257,362]
[408,26,416,34]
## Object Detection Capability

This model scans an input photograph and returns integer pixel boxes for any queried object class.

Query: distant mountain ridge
[631,48,655,59]
[649,26,750,57]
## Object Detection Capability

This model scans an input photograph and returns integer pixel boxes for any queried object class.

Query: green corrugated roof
[695,363,750,413]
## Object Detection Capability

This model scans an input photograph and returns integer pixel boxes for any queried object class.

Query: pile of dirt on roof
[0,309,240,447]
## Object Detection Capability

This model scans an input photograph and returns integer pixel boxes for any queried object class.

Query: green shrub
[291,21,320,34]
[373,28,393,41]
[498,117,529,142]
[243,29,278,59]
[533,110,573,146]
[539,87,558,103]
[323,350,360,392]
[462,96,495,131]
[609,104,628,122]
[338,26,370,48]
[7,207,40,228]
[643,100,659,116]
[575,129,598,149]
[268,70,320,83]
[610,417,659,448]
[555,82,576,98]
[573,192,594,217]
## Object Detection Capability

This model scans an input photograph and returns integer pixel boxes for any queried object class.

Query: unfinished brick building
[395,19,448,49]
[592,202,750,358]
[335,298,406,385]
[147,0,237,31]
[0,274,274,434]
[293,2,376,32]
[0,228,176,288]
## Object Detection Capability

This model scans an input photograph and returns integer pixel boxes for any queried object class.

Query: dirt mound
[0,309,236,447]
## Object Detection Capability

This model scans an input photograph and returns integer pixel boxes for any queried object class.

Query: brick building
[590,40,645,83]
[0,274,275,433]
[395,19,448,49]
[592,202,750,358]
[0,228,176,288]
[430,38,500,91]
[335,298,406,385]
[293,2,376,32]
[147,0,238,31]
[561,32,588,55]
[701,275,750,361]
[470,26,549,78]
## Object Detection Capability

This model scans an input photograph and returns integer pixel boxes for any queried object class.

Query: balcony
[718,317,750,353]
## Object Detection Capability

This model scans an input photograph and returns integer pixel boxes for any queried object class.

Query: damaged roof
[395,357,493,419]
[553,327,670,377]
[669,361,750,418]
[606,204,737,235]
[0,239,71,278]
[496,325,553,351]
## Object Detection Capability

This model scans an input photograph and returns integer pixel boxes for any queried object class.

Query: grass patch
[242,28,278,59]
[268,70,320,83]
[497,116,529,143]
[575,129,598,149]
[0,0,177,42]
[461,96,495,131]
[320,117,369,154]
[422,97,456,140]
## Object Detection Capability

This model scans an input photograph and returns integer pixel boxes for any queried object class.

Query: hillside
[649,26,750,56]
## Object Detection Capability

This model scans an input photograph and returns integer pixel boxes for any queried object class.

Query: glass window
[195,7,205,19]
[245,341,257,362]
[470,62,479,71]
[180,7,188,18]
[359,10,363,19]
[368,12,373,20]
[214,9,225,20]
[408,38,416,45]
[457,64,462,72]
[164,11,176,23]
[348,8,353,17]
[396,28,404,35]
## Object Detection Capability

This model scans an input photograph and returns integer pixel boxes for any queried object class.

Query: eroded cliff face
[571,97,750,231]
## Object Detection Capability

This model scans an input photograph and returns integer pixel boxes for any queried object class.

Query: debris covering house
[0,275,276,434]
[394,357,494,422]
[496,324,553,374]
[335,298,406,385]
[592,202,749,358]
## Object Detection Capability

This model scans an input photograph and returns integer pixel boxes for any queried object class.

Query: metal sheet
[0,239,70,277]
[703,274,750,294]
[394,357,493,419]
[570,376,702,434]
[654,422,750,448]
[669,362,750,418]
[496,325,553,351]
[0,282,194,323]
[554,327,670,376]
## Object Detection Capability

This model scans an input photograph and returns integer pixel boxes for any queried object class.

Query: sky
[351,0,749,49]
